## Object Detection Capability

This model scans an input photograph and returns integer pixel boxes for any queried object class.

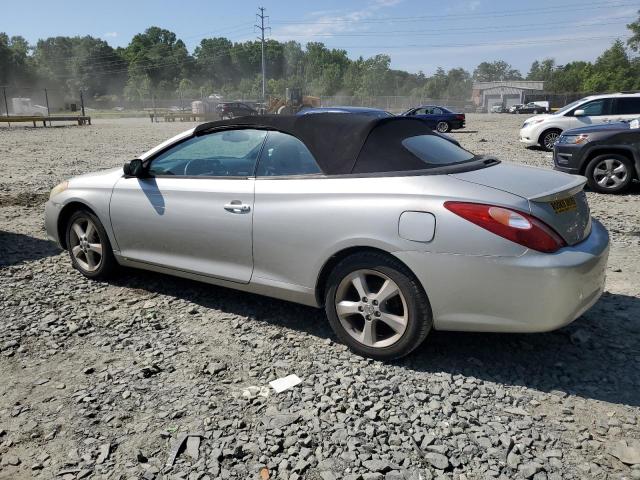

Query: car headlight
[49,181,69,200]
[558,134,589,145]
[522,118,545,128]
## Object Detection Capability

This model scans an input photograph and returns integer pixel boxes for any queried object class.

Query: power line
[56,33,630,81]
[273,18,630,38]
[321,34,630,49]
[271,0,637,25]
[32,23,254,67]
[255,7,271,101]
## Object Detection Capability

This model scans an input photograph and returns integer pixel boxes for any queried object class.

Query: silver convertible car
[45,114,609,359]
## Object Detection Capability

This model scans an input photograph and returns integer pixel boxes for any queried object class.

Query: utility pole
[255,7,270,102]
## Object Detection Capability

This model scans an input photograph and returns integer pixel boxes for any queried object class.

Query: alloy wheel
[436,121,449,133]
[334,269,408,348]
[543,131,559,149]
[69,217,103,272]
[593,158,628,190]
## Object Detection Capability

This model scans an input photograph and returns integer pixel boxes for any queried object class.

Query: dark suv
[216,102,258,119]
[553,119,639,193]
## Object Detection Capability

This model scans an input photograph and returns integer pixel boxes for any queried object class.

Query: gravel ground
[1,115,639,480]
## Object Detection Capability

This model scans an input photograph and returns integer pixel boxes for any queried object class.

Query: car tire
[324,251,432,360]
[539,129,562,151]
[65,210,117,280]
[436,121,450,133]
[585,153,634,194]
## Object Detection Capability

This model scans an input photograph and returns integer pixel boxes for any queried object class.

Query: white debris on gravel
[269,374,302,393]
[0,116,639,480]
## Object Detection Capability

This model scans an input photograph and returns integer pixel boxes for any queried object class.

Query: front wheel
[585,154,634,194]
[66,210,117,280]
[325,252,432,360]
[540,129,561,151]
[436,121,450,133]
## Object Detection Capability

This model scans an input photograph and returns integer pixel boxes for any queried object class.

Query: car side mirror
[573,109,585,117]
[123,158,144,177]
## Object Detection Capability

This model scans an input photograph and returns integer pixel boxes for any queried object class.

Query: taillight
[444,201,566,253]
[456,114,465,120]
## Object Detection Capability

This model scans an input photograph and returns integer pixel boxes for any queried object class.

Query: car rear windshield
[402,135,474,165]
[351,119,479,174]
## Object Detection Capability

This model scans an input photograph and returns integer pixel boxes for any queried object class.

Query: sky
[3,0,637,75]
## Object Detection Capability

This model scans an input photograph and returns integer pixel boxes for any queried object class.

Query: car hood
[563,122,630,135]
[69,166,124,188]
[524,113,552,123]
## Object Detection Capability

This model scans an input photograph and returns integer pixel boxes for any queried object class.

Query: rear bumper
[394,219,609,333]
[450,120,465,129]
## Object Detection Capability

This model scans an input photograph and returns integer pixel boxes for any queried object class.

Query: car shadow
[108,268,640,407]
[403,291,640,407]
[585,181,640,196]
[0,231,61,267]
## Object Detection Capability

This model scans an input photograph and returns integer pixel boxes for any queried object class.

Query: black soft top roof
[194,113,439,175]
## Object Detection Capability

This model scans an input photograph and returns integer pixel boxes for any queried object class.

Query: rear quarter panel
[252,173,530,290]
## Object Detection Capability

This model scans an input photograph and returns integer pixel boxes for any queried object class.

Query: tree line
[1,12,639,104]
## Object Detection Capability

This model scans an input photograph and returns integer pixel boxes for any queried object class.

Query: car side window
[148,129,267,177]
[579,100,607,116]
[256,131,322,177]
[432,107,443,115]
[613,97,640,115]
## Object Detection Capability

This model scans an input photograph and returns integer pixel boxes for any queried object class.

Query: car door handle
[224,202,251,213]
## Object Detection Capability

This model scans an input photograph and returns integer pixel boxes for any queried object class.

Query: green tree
[194,37,233,87]
[527,58,556,82]
[473,60,522,82]
[124,27,192,94]
[627,10,640,52]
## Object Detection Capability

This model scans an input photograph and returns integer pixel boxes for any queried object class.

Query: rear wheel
[539,129,561,151]
[436,121,450,133]
[585,153,634,194]
[66,210,116,280]
[325,252,432,360]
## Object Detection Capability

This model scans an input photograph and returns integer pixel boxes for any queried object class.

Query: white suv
[519,92,640,150]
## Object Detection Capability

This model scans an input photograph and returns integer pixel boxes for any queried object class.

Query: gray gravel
[1,115,639,480]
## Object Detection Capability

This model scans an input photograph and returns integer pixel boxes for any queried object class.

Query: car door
[252,131,326,287]
[412,107,437,128]
[431,106,446,123]
[109,128,268,283]
[610,97,640,123]
[567,98,612,129]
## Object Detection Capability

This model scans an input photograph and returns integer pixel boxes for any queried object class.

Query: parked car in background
[490,105,504,113]
[509,104,523,113]
[297,106,393,118]
[554,118,640,193]
[215,102,258,119]
[516,102,549,115]
[45,114,608,359]
[519,92,640,151]
[401,105,466,133]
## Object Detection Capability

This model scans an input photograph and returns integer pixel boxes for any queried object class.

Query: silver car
[45,114,609,359]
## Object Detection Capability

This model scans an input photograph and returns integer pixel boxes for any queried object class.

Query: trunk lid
[450,162,591,245]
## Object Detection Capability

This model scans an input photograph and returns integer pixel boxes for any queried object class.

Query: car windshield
[554,98,587,115]
[402,135,475,165]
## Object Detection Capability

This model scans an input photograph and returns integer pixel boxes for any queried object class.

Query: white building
[472,81,545,111]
